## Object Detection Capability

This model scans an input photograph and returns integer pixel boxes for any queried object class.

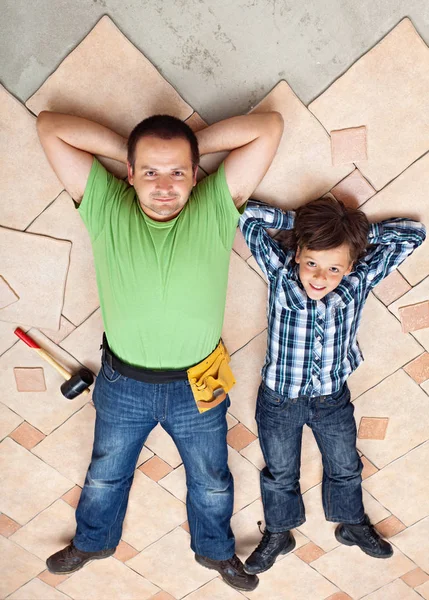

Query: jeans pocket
[323,383,350,406]
[100,360,123,384]
[258,383,289,409]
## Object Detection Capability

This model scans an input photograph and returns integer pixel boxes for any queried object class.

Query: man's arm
[37,112,127,202]
[196,112,284,207]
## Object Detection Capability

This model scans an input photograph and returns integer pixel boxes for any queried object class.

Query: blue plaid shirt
[240,202,426,398]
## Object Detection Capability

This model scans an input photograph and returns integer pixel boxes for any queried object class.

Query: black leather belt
[101,334,189,383]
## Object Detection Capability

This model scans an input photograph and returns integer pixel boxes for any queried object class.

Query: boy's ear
[345,263,353,276]
[295,246,301,263]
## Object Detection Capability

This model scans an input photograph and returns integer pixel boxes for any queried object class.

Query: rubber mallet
[14,328,94,399]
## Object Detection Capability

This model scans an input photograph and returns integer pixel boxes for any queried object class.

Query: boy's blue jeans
[256,381,365,532]
[73,359,235,560]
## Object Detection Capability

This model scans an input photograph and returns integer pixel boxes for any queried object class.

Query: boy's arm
[37,112,128,202]
[239,201,295,281]
[196,112,284,208]
[363,218,426,288]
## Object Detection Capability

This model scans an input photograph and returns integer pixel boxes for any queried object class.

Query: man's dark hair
[127,114,200,172]
[280,197,369,263]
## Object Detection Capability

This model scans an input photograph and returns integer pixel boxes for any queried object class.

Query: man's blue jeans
[74,359,235,560]
[256,381,364,532]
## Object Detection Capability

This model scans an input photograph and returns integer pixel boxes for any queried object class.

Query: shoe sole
[244,536,297,575]
[46,550,116,575]
[335,530,393,559]
[195,556,259,591]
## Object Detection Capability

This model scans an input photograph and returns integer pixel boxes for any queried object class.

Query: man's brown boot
[46,542,116,574]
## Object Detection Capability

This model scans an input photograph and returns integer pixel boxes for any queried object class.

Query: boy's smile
[295,244,353,300]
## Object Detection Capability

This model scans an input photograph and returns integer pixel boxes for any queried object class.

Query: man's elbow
[36,111,56,136]
[267,111,284,135]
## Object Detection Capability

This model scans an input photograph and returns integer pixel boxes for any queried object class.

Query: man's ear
[127,161,134,185]
[192,165,198,186]
[295,246,301,264]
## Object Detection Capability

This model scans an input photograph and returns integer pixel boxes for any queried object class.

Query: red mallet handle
[14,328,41,349]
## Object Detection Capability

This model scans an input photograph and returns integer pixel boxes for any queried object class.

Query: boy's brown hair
[280,197,369,263]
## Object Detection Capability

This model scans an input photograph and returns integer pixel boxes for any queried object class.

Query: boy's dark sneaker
[335,515,393,558]
[46,542,116,574]
[195,553,259,591]
[244,528,296,574]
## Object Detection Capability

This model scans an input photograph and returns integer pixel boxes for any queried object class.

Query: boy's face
[295,244,353,300]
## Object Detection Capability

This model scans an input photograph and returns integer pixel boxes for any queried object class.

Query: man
[37,107,283,591]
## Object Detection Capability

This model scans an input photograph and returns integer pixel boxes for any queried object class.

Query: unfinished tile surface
[330,169,376,208]
[354,370,429,467]
[0,330,89,434]
[364,442,429,526]
[9,422,45,449]
[57,557,159,600]
[0,402,23,440]
[28,191,99,327]
[362,152,429,285]
[373,270,412,306]
[309,19,429,190]
[389,277,429,351]
[347,294,421,399]
[0,84,62,231]
[392,516,429,573]
[0,536,45,599]
[26,16,192,137]
[222,252,267,354]
[0,438,72,525]
[246,81,353,208]
[185,578,246,600]
[127,527,214,599]
[331,126,367,166]
[32,404,95,486]
[0,275,19,309]
[122,471,186,550]
[404,353,429,384]
[359,579,422,600]
[0,228,71,330]
[358,416,389,440]
[60,307,104,374]
[7,578,70,600]
[40,315,76,345]
[13,367,46,392]
[399,300,429,334]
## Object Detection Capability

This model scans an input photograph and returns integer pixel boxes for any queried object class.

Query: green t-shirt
[79,158,240,369]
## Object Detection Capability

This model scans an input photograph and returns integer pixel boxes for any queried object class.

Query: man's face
[127,136,197,221]
[295,244,353,300]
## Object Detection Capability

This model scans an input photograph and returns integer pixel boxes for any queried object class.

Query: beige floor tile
[145,424,182,468]
[26,16,192,136]
[373,271,412,306]
[136,446,154,467]
[246,255,268,283]
[28,192,99,327]
[228,447,261,514]
[127,527,214,598]
[227,423,257,451]
[0,536,45,598]
[0,228,71,330]
[0,329,89,434]
[416,581,429,600]
[244,552,337,600]
[375,515,406,538]
[233,229,252,261]
[10,499,76,561]
[300,425,324,493]
[60,308,103,374]
[360,579,422,600]
[309,19,429,191]
[0,438,72,524]
[226,412,239,429]
[41,316,76,345]
[311,543,414,599]
[57,556,159,600]
[240,438,264,470]
[37,570,71,588]
[114,540,139,562]
[231,497,308,563]
[185,578,248,599]
[364,442,429,526]
[32,404,95,486]
[399,301,429,334]
[0,275,19,309]
[404,352,429,384]
[7,578,70,600]
[389,277,429,352]
[0,321,22,356]
[330,126,367,166]
[361,455,379,480]
[158,464,187,503]
[361,153,429,286]
[61,485,82,509]
[354,370,429,468]
[421,378,429,395]
[330,169,376,208]
[0,84,62,231]
[122,470,186,550]
[294,541,325,563]
[229,330,267,435]
[297,483,389,552]
[401,567,429,588]
[244,81,352,209]
[0,514,21,537]
[139,455,173,482]
[392,517,429,573]
[9,421,46,449]
[13,366,46,392]
[0,402,23,440]
[347,294,421,399]
[222,252,267,355]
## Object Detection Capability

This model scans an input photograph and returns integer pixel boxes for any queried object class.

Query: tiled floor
[1,15,429,600]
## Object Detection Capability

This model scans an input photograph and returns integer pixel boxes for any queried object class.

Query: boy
[239,197,426,574]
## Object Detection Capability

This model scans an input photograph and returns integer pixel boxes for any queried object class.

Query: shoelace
[253,521,284,556]
[220,554,245,574]
[362,523,380,547]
